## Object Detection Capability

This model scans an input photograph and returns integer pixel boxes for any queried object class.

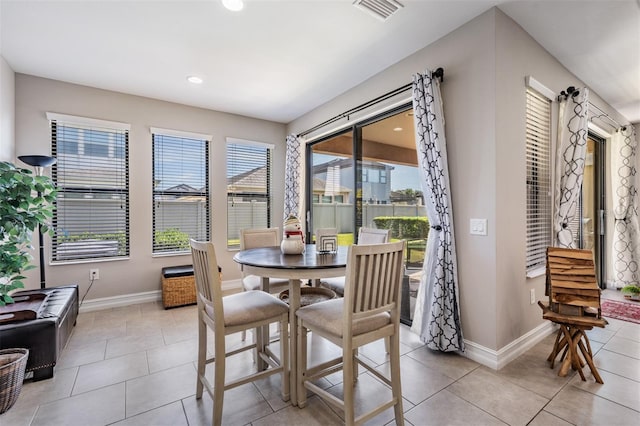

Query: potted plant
[621,284,640,301]
[0,161,56,306]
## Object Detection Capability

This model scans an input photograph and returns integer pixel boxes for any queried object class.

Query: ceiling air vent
[353,0,404,21]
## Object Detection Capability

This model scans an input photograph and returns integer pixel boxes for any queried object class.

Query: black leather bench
[0,285,78,381]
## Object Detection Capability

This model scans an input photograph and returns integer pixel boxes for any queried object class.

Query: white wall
[0,55,15,161]
[15,75,286,301]
[288,7,628,354]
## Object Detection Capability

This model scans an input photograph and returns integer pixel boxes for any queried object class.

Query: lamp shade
[18,155,57,168]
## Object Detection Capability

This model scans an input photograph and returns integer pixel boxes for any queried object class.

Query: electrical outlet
[530,288,535,304]
[90,268,100,280]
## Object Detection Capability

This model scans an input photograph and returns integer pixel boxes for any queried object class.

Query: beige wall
[288,8,628,352]
[15,74,286,300]
[0,55,15,161]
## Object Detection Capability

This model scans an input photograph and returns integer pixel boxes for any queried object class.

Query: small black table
[233,244,347,406]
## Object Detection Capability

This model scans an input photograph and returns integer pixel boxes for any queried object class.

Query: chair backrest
[240,227,280,250]
[342,241,405,333]
[546,246,601,317]
[190,239,224,325]
[358,227,390,245]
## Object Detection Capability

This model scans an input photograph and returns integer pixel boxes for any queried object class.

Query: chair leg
[212,333,226,426]
[343,340,356,426]
[196,317,207,399]
[389,332,404,426]
[297,319,308,408]
[280,314,290,401]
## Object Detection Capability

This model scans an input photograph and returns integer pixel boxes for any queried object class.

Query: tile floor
[2,290,639,425]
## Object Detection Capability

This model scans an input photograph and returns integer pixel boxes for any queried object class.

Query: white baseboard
[460,321,556,370]
[79,279,243,313]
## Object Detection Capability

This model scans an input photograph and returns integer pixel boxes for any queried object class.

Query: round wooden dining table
[233,244,348,406]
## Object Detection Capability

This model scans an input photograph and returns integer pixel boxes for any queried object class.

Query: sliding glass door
[306,105,425,324]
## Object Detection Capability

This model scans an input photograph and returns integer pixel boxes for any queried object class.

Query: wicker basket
[0,348,29,414]
[279,287,337,307]
[162,274,197,309]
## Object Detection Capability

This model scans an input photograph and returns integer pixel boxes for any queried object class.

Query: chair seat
[205,290,289,327]
[296,298,390,337]
[242,275,290,293]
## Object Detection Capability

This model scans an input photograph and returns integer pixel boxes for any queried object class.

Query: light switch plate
[470,218,488,236]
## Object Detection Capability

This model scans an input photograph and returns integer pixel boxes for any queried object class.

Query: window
[49,113,130,262]
[152,129,210,254]
[227,138,273,249]
[525,87,552,274]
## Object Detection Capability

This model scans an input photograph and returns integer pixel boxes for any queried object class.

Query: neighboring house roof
[227,166,267,193]
[312,158,395,174]
[312,178,351,195]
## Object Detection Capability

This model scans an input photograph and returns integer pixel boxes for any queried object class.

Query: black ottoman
[0,285,79,381]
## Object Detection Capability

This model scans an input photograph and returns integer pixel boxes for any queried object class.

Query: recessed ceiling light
[222,0,244,12]
[393,127,403,132]
[187,76,203,84]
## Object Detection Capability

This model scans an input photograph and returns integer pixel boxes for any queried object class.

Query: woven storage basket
[0,348,29,414]
[162,274,197,309]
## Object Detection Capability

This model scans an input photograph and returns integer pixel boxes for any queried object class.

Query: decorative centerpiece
[621,284,640,301]
[281,215,305,255]
[316,228,338,253]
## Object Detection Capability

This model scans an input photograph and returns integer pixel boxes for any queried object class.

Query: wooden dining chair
[296,241,406,426]
[321,227,390,296]
[190,239,290,426]
[239,227,290,340]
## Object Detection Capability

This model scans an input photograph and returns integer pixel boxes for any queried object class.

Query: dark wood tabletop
[233,244,348,270]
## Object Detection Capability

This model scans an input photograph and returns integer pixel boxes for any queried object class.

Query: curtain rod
[558,86,627,131]
[298,67,444,138]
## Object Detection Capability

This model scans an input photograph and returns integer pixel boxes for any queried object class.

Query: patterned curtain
[612,126,639,288]
[554,88,589,248]
[284,134,303,221]
[410,69,464,352]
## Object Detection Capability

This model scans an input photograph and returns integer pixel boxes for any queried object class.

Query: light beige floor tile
[0,395,38,426]
[494,350,573,398]
[111,401,188,425]
[93,304,142,322]
[12,366,78,407]
[182,383,275,426]
[31,382,125,426]
[377,355,454,406]
[399,326,427,349]
[68,322,126,348]
[125,363,196,417]
[73,351,149,395]
[251,395,343,426]
[570,369,640,412]
[594,348,640,381]
[405,345,479,380]
[321,372,413,426]
[404,389,506,426]
[253,372,294,412]
[447,367,549,426]
[147,337,199,373]
[527,410,573,426]
[585,326,617,344]
[56,339,107,370]
[616,323,640,342]
[602,335,640,359]
[125,316,172,337]
[105,331,165,359]
[161,321,199,345]
[545,385,640,425]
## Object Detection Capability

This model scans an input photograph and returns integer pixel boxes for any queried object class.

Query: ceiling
[1,0,638,124]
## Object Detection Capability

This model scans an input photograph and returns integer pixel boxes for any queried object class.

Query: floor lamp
[18,155,57,289]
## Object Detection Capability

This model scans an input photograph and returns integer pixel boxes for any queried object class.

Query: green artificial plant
[0,161,56,306]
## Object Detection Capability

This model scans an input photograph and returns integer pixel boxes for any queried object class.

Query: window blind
[227,142,272,249]
[525,88,552,272]
[51,120,130,262]
[152,133,209,254]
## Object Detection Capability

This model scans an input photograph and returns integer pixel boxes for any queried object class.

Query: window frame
[151,127,211,255]
[47,112,131,263]
[524,77,555,277]
[226,138,274,250]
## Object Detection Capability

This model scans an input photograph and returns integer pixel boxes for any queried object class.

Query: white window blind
[227,141,272,249]
[152,133,210,254]
[526,88,552,273]
[51,119,129,262]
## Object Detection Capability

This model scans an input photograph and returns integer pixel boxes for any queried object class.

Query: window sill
[526,267,546,279]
